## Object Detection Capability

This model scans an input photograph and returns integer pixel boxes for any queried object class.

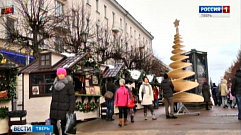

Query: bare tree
[94,25,113,63]
[147,55,169,76]
[63,1,97,54]
[0,0,65,58]
[224,49,241,81]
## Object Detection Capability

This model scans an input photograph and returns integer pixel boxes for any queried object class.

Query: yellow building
[0,0,154,125]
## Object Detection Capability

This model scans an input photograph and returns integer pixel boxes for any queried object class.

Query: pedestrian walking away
[105,77,116,121]
[114,78,130,127]
[139,76,157,120]
[202,82,211,110]
[127,90,136,123]
[212,83,218,106]
[153,85,159,109]
[160,73,177,119]
[228,82,236,108]
[220,79,228,108]
[231,69,241,120]
[216,82,222,106]
[49,68,76,135]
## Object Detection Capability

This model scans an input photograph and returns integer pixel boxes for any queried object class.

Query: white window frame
[55,0,64,16]
[120,18,122,29]
[96,0,99,12]
[112,12,115,27]
[104,5,107,18]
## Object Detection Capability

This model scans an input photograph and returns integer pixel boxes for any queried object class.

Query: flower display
[75,101,99,113]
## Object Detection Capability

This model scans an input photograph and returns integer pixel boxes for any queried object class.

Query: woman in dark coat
[50,68,75,135]
[202,82,211,110]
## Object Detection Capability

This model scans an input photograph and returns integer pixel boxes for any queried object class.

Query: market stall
[100,63,127,118]
[0,53,18,134]
[73,54,102,121]
[20,51,102,123]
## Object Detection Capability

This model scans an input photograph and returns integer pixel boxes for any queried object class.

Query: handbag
[65,113,77,134]
[127,98,135,108]
[104,91,114,99]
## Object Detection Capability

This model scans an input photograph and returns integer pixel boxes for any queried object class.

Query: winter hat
[56,68,67,76]
[119,78,125,84]
[164,73,168,79]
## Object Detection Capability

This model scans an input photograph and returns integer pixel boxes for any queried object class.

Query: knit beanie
[56,68,67,76]
[119,78,125,84]
[164,73,168,79]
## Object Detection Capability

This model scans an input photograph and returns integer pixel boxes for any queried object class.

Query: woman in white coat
[139,77,157,120]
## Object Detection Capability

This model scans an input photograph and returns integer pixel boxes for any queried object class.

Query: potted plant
[0,107,8,119]
[0,107,9,134]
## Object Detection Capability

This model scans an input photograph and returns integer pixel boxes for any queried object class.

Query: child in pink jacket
[114,78,130,127]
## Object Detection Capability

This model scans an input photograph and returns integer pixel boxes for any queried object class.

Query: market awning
[0,50,34,66]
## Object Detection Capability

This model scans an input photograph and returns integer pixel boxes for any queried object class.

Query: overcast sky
[116,0,240,84]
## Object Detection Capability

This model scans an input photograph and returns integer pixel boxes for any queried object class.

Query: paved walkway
[25,105,241,135]
[76,105,241,135]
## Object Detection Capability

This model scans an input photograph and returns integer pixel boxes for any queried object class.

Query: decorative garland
[75,101,99,113]
[0,107,8,119]
[83,56,98,68]
[9,68,18,98]
[0,67,18,99]
[70,55,100,76]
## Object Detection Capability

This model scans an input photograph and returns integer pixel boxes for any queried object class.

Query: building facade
[0,0,153,57]
[0,0,154,116]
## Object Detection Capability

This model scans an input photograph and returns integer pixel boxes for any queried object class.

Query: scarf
[54,77,69,91]
[142,83,152,95]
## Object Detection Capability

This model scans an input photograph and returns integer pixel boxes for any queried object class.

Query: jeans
[222,96,227,107]
[236,94,241,119]
[106,99,114,118]
[153,99,159,109]
[216,95,222,105]
[231,98,237,107]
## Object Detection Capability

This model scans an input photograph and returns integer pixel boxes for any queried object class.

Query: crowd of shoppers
[50,67,241,133]
[103,74,179,127]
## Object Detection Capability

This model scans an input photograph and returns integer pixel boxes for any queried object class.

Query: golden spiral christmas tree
[168,19,204,103]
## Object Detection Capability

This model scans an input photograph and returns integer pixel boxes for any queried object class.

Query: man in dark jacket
[105,77,116,121]
[160,73,177,119]
[202,82,211,110]
[231,69,241,120]
[50,68,75,135]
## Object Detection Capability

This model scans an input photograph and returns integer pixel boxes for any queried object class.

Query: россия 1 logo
[199,6,230,18]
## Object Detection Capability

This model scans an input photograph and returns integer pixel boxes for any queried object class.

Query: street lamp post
[81,31,88,52]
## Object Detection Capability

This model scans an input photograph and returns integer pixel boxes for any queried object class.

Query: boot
[131,116,134,123]
[124,118,128,125]
[152,113,157,120]
[144,113,147,120]
[106,116,109,121]
[118,119,122,127]
[110,116,115,121]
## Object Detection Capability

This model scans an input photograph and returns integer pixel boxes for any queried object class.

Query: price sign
[1,7,14,15]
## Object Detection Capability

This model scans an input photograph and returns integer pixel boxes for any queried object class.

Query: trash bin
[8,110,27,134]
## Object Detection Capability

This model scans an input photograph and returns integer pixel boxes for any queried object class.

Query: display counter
[75,94,101,121]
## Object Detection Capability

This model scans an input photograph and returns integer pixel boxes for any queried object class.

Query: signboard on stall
[1,6,14,15]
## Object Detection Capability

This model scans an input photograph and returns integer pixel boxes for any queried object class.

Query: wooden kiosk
[0,53,18,134]
[20,51,102,123]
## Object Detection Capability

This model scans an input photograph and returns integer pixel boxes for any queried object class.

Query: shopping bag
[99,96,106,104]
[65,113,77,134]
[45,118,52,135]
